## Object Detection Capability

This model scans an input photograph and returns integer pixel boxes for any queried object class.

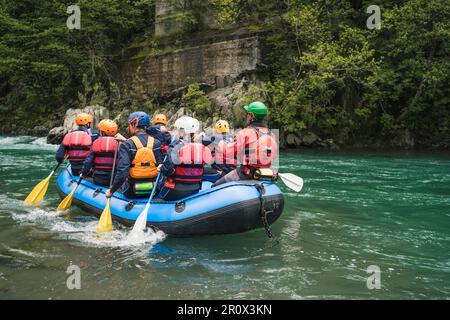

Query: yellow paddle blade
[97,199,113,234]
[24,175,51,206]
[57,187,77,211]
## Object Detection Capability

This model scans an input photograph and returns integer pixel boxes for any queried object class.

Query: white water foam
[9,196,166,250]
[51,220,166,249]
[0,136,57,151]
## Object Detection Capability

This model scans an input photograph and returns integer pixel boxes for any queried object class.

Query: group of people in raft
[55,101,278,201]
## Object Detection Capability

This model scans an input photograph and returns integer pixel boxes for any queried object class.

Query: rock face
[46,105,110,145]
[123,36,261,93]
[391,129,415,149]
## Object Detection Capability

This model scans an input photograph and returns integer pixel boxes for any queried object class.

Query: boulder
[286,133,302,147]
[63,105,110,133]
[46,105,110,145]
[47,126,66,145]
[301,132,320,146]
[32,125,49,137]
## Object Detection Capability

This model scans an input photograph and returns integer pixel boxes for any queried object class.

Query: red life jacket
[91,136,118,171]
[238,127,278,168]
[63,131,92,163]
[214,140,237,166]
[168,143,212,186]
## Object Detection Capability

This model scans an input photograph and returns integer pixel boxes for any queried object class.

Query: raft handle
[93,188,102,198]
[175,201,186,213]
[125,201,136,211]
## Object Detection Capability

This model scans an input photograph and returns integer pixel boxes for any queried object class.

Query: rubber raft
[56,166,284,236]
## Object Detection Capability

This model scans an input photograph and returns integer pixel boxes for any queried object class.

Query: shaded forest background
[0,0,449,149]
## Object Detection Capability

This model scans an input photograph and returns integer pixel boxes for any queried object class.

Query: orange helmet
[98,119,118,136]
[153,113,168,126]
[75,113,93,126]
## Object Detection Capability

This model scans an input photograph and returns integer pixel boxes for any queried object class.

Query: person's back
[158,118,212,201]
[56,113,96,176]
[159,140,212,201]
[106,112,163,199]
[81,119,119,186]
[208,120,236,176]
[147,113,172,148]
[212,102,278,187]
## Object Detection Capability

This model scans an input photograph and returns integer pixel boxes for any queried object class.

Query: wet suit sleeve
[146,126,158,138]
[110,142,132,193]
[90,130,100,142]
[55,144,66,164]
[153,139,163,164]
[81,149,95,175]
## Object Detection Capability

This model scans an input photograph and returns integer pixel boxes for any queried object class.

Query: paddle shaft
[50,157,68,176]
[143,135,176,206]
[145,156,166,206]
[108,141,120,189]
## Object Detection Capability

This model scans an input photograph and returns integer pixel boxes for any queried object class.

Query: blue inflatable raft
[56,166,284,236]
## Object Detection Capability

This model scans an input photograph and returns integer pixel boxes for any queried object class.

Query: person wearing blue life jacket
[55,113,100,176]
[157,117,212,201]
[147,113,172,148]
[80,119,120,186]
[105,112,163,199]
[201,120,236,176]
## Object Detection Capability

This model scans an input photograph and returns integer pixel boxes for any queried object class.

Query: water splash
[52,220,166,249]
[0,136,57,151]
[10,198,166,250]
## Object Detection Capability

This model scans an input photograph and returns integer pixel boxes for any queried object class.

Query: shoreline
[1,134,449,154]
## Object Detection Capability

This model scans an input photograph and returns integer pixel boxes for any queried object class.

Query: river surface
[0,136,449,299]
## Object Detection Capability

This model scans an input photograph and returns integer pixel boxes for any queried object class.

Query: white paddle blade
[279,173,304,192]
[130,202,150,235]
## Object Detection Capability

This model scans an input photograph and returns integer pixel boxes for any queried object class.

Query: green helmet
[244,101,268,120]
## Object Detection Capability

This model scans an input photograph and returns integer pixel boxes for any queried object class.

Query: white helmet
[174,116,200,134]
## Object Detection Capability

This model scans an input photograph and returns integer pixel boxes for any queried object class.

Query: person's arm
[81,149,95,175]
[160,144,177,176]
[110,143,131,193]
[164,132,172,146]
[146,125,158,137]
[153,139,163,164]
[55,144,66,164]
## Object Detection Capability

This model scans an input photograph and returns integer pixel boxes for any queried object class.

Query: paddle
[129,162,164,236]
[24,160,66,206]
[57,176,83,211]
[278,173,304,192]
[97,141,119,234]
[129,136,175,236]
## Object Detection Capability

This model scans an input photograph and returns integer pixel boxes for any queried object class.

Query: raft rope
[255,183,276,239]
[67,165,276,204]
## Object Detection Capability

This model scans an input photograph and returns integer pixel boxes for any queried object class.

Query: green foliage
[0,0,154,129]
[210,0,450,147]
[180,84,212,121]
[1,0,449,148]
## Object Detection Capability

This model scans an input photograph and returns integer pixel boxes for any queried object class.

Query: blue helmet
[128,111,150,127]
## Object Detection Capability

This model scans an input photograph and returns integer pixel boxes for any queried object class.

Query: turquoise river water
[0,136,449,299]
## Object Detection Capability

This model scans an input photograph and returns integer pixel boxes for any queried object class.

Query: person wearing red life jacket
[201,120,236,176]
[55,113,99,176]
[81,119,120,186]
[157,117,212,201]
[212,102,278,187]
